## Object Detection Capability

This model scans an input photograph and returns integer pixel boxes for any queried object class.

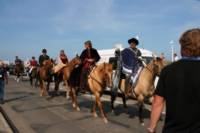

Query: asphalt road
[1,76,164,133]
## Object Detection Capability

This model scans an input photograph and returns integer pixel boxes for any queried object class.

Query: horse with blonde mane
[67,62,113,123]
[111,57,164,125]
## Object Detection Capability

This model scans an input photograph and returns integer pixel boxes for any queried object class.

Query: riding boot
[124,75,131,96]
[79,68,89,94]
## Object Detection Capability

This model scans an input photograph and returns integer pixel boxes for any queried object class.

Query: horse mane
[95,63,107,73]
[64,56,79,69]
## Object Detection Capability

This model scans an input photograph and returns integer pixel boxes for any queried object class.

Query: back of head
[42,49,47,54]
[179,28,200,57]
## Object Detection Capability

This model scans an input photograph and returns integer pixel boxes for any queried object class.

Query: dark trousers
[80,68,89,90]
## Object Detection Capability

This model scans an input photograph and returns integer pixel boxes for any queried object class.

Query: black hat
[128,38,139,45]
[42,49,47,53]
[84,40,92,45]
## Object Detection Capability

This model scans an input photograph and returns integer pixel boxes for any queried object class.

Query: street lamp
[170,40,174,62]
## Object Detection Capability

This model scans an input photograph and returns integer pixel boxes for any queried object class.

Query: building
[98,44,156,64]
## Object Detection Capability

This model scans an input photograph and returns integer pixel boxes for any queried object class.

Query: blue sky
[0,0,200,62]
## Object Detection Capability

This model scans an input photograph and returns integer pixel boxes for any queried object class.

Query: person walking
[148,28,200,133]
[0,61,8,104]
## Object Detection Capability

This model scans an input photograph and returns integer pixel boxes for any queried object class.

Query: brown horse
[38,59,54,96]
[68,63,113,123]
[14,64,24,82]
[111,57,164,125]
[60,56,81,99]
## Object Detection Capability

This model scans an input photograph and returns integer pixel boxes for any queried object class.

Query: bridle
[88,65,112,88]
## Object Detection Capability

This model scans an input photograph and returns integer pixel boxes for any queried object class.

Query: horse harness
[87,65,108,88]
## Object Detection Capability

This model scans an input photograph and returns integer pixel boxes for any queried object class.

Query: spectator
[160,53,165,61]
[148,28,200,133]
[0,60,8,104]
[173,53,179,61]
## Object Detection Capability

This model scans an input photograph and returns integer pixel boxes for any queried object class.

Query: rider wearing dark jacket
[121,38,143,94]
[39,49,50,67]
[79,40,100,92]
[121,38,142,73]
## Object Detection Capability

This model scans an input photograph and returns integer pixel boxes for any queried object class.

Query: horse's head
[70,55,81,66]
[102,63,113,88]
[152,57,165,76]
[43,59,54,69]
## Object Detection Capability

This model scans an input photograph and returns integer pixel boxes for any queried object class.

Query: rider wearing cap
[121,37,143,93]
[39,49,50,67]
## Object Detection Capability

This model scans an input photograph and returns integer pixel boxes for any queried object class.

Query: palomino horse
[38,59,54,96]
[111,57,164,125]
[14,64,24,82]
[68,63,113,123]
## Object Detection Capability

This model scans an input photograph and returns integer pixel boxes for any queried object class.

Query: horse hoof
[103,118,108,124]
[66,95,70,100]
[92,112,98,118]
[72,103,76,108]
[76,107,80,111]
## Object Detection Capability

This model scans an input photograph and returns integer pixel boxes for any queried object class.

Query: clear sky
[0,0,200,62]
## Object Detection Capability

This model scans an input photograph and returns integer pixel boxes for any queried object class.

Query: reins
[88,65,111,88]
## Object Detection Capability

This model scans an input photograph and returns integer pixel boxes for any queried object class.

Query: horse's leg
[39,80,44,96]
[53,74,59,93]
[17,73,20,83]
[54,79,60,95]
[42,81,48,96]
[46,82,50,95]
[64,80,70,99]
[111,91,117,112]
[71,87,80,111]
[92,100,98,117]
[95,92,108,123]
[30,74,33,86]
[35,73,39,87]
[122,93,128,109]
[138,95,145,126]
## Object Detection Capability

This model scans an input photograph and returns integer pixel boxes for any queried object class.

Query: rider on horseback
[79,40,101,93]
[121,37,143,94]
[15,56,22,66]
[14,56,23,82]
[29,56,38,74]
[53,49,69,73]
[39,49,50,67]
